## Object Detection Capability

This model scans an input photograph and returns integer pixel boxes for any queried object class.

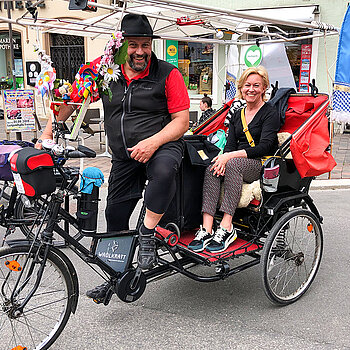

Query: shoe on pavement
[206,226,237,253]
[86,281,110,300]
[188,226,212,252]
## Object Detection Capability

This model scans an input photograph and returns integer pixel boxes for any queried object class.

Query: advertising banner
[166,40,178,67]
[3,89,36,132]
[299,44,312,93]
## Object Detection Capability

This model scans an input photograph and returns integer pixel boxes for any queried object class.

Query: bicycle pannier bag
[10,147,56,197]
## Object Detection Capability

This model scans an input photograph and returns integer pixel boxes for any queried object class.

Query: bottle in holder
[77,185,99,235]
[77,167,104,235]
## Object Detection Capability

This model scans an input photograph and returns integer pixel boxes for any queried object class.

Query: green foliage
[114,41,128,65]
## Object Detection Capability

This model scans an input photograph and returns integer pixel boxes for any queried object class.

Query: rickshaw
[0,92,334,350]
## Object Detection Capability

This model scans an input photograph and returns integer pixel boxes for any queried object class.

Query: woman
[188,66,280,253]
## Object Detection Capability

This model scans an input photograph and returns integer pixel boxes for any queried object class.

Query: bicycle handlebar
[66,150,88,159]
[66,145,96,159]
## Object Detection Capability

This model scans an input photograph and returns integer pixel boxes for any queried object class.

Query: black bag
[10,148,56,197]
[184,134,220,166]
[160,135,220,230]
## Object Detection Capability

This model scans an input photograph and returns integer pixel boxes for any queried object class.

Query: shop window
[285,39,312,92]
[178,41,214,97]
[244,25,313,91]
[0,31,23,89]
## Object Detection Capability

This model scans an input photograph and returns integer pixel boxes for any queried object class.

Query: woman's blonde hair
[236,66,270,101]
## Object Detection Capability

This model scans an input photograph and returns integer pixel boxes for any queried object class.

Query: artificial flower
[103,63,120,82]
[100,79,110,91]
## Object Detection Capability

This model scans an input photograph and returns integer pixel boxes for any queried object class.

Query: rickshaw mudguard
[263,191,322,222]
[4,239,80,314]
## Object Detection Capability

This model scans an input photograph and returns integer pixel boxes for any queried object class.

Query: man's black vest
[101,52,175,159]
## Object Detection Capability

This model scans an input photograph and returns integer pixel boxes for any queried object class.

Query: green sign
[244,45,262,67]
[166,40,178,67]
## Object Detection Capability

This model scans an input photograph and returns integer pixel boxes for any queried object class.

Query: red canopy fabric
[280,94,329,134]
[193,99,233,136]
[290,108,336,178]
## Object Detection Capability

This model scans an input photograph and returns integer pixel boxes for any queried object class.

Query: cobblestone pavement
[322,131,350,179]
[1,118,349,181]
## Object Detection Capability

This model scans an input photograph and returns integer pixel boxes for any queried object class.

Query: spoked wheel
[0,245,74,350]
[261,209,323,305]
[14,196,49,239]
[15,191,83,242]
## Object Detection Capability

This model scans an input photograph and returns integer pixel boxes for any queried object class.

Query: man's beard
[128,53,149,72]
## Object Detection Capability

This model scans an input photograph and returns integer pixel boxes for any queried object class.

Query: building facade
[0,0,348,118]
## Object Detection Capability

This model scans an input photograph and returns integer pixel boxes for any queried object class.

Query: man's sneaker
[86,281,110,300]
[205,226,237,253]
[138,230,157,270]
[188,226,212,252]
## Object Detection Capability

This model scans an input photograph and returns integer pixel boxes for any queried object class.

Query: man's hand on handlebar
[35,133,53,150]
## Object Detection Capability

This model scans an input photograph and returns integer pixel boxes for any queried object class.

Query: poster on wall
[3,89,36,132]
[299,44,312,93]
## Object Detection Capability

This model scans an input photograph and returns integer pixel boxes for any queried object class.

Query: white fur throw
[237,180,261,208]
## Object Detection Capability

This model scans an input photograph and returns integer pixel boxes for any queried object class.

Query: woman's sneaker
[188,226,212,252]
[206,226,237,253]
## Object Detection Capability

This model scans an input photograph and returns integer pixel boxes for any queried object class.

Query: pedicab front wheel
[261,209,323,305]
[0,245,74,350]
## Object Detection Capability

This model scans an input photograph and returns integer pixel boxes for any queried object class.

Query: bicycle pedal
[92,288,114,306]
[92,298,104,304]
[103,288,114,306]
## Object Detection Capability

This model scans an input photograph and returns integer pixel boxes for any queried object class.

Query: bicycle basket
[10,147,56,197]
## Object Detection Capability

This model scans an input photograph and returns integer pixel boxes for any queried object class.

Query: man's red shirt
[71,57,190,114]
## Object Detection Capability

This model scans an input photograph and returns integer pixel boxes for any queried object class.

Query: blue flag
[332,6,350,123]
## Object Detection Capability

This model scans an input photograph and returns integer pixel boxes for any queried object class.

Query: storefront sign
[166,40,178,67]
[299,44,312,92]
[244,45,262,67]
[3,90,36,132]
[0,37,20,50]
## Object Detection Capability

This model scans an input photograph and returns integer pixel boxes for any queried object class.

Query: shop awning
[2,0,338,44]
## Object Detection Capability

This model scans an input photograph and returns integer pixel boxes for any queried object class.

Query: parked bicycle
[0,120,90,244]
[0,152,82,245]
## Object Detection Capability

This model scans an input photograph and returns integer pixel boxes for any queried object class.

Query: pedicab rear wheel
[261,209,323,305]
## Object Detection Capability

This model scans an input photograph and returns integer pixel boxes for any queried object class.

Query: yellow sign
[167,45,177,57]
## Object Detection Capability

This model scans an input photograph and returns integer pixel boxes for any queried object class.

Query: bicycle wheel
[0,245,74,350]
[14,196,49,239]
[261,209,323,305]
[15,189,83,242]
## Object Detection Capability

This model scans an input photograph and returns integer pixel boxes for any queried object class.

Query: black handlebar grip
[67,150,87,158]
[77,145,96,158]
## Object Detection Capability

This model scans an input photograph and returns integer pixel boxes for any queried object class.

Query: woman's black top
[224,103,280,159]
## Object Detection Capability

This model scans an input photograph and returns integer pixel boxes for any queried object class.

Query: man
[193,94,215,128]
[36,14,190,300]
